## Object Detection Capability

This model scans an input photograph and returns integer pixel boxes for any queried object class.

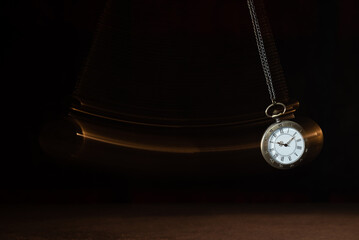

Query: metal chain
[247,0,276,103]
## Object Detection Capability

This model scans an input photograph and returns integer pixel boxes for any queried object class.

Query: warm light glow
[76,132,258,154]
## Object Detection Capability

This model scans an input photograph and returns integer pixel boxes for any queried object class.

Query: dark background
[1,0,359,204]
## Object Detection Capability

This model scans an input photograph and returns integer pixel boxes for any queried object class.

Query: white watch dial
[267,127,305,164]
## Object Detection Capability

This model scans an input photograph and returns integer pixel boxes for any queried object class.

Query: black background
[1,0,359,204]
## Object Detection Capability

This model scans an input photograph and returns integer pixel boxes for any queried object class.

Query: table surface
[1,203,359,240]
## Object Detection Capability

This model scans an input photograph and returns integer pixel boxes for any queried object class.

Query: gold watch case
[260,118,323,169]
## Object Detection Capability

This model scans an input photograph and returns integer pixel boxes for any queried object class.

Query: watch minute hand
[286,137,295,145]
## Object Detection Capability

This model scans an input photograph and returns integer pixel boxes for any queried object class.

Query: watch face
[261,120,307,169]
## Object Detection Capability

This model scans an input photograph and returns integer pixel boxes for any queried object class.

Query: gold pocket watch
[260,103,323,169]
[247,0,323,169]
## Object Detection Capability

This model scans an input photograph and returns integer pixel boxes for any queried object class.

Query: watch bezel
[260,120,308,169]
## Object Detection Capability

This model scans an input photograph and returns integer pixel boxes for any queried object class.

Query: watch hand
[285,137,295,146]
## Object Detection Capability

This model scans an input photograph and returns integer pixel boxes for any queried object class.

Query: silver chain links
[247,0,277,103]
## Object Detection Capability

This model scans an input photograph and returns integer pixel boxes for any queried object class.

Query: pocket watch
[247,0,323,169]
[260,103,323,169]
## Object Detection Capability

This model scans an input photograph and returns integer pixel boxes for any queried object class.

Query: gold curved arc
[76,132,258,154]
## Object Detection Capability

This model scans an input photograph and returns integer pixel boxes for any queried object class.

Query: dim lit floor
[1,203,359,240]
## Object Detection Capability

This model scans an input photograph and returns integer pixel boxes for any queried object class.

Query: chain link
[247,0,276,103]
